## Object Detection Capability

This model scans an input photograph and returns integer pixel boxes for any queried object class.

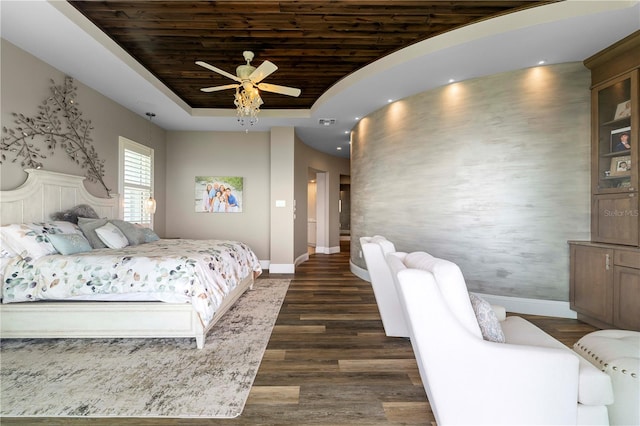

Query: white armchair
[360,235,506,337]
[360,235,409,337]
[386,251,614,425]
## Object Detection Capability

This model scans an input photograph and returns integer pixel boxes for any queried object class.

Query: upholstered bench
[573,330,640,426]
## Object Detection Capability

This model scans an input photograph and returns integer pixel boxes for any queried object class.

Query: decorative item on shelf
[0,77,110,196]
[611,126,631,152]
[144,195,157,214]
[609,155,632,177]
[614,99,631,120]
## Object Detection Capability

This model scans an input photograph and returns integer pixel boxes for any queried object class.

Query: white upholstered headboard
[0,169,119,225]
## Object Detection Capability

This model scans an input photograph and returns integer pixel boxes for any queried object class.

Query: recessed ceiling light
[448,78,455,83]
[344,130,349,134]
[538,60,546,65]
[355,117,360,121]
[337,146,342,150]
[387,99,393,103]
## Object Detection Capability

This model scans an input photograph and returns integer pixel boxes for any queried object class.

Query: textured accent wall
[351,62,591,301]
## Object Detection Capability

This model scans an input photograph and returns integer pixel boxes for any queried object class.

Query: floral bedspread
[2,239,262,325]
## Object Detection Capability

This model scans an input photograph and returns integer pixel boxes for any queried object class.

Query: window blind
[121,139,154,226]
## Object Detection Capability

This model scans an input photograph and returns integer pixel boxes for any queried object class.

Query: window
[119,137,154,227]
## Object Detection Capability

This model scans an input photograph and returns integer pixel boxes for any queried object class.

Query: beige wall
[351,62,591,302]
[270,127,296,270]
[164,130,271,259]
[165,128,349,265]
[1,39,167,236]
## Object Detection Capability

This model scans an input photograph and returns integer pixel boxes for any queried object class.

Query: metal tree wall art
[1,77,111,196]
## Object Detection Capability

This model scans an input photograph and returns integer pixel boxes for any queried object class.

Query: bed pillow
[469,293,505,343]
[77,217,109,249]
[0,223,57,259]
[95,222,129,249]
[1,245,18,259]
[47,221,84,235]
[48,233,93,255]
[140,227,160,243]
[50,204,100,224]
[110,220,145,245]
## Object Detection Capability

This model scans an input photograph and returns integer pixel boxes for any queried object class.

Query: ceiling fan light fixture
[197,51,301,127]
[234,86,263,126]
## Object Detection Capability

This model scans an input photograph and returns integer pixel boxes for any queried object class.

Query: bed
[0,169,262,349]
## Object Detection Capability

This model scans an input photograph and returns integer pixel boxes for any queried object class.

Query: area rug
[0,278,289,418]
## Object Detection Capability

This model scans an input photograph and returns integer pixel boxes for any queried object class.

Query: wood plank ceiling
[69,1,553,110]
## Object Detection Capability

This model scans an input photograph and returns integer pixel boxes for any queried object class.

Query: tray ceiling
[69,1,551,111]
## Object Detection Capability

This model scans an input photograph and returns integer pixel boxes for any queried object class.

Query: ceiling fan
[196,51,301,98]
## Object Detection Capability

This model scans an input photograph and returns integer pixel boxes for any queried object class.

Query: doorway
[340,174,350,239]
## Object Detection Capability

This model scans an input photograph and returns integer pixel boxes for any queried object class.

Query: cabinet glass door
[594,73,634,193]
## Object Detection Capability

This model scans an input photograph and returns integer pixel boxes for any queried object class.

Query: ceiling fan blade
[200,84,240,93]
[257,82,301,97]
[195,61,240,83]
[249,60,278,84]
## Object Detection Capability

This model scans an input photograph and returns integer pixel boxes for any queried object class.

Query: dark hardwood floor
[3,240,597,425]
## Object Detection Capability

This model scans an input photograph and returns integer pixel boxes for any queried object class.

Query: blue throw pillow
[48,233,93,255]
[140,227,160,243]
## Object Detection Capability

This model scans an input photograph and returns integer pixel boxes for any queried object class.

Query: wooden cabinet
[585,32,639,246]
[592,192,638,246]
[570,242,640,330]
[569,31,640,331]
[570,244,613,325]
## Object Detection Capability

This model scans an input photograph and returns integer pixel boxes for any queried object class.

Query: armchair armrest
[491,304,506,321]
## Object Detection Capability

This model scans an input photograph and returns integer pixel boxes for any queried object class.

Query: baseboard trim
[350,260,370,282]
[350,260,576,319]
[295,252,309,267]
[471,293,577,319]
[315,245,341,254]
[269,263,295,274]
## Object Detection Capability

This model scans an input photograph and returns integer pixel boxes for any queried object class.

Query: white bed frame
[0,169,254,349]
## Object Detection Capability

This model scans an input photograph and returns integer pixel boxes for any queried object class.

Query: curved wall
[351,62,591,301]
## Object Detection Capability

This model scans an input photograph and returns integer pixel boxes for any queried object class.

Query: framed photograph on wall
[613,100,631,120]
[611,126,631,152]
[195,176,244,213]
[609,155,631,177]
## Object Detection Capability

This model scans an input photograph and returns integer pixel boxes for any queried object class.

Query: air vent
[319,118,336,126]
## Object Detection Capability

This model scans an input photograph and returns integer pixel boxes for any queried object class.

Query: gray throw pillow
[110,220,145,246]
[77,217,109,249]
[50,204,99,224]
